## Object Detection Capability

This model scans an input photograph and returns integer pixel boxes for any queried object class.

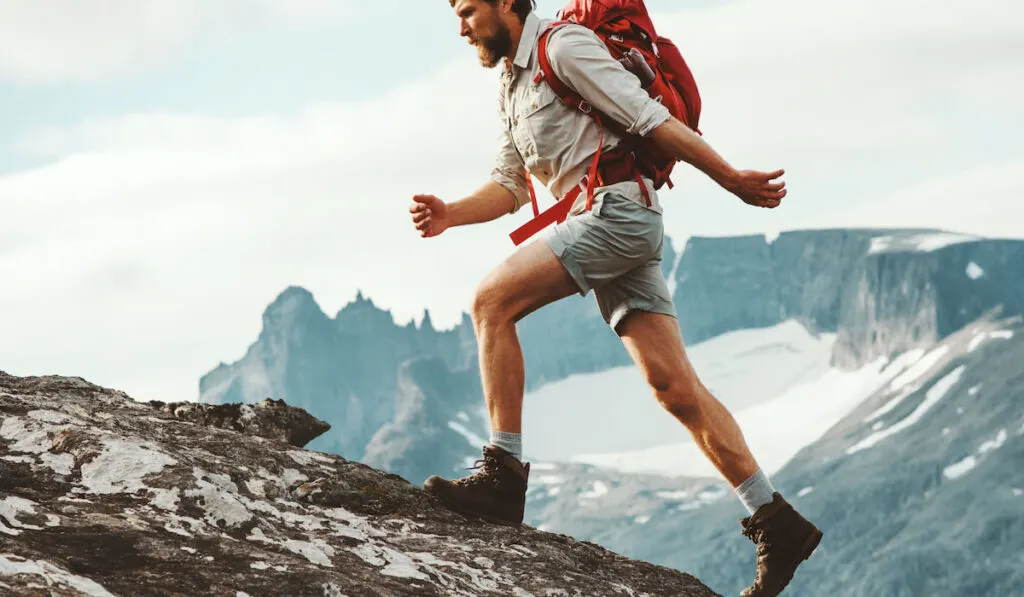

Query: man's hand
[410,194,450,238]
[725,169,787,209]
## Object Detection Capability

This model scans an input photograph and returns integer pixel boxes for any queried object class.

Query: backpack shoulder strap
[535,22,627,138]
[536,24,602,116]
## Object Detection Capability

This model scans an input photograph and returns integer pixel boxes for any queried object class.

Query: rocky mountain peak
[261,286,328,333]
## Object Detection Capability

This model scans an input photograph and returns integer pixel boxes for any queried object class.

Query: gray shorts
[539,191,677,333]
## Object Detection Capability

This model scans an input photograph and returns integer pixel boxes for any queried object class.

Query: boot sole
[429,488,525,528]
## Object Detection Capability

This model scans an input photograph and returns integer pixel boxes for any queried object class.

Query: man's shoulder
[541,19,602,59]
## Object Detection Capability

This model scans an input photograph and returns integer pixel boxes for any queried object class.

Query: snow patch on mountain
[868,232,980,255]
[848,365,966,455]
[570,346,918,477]
[522,320,834,462]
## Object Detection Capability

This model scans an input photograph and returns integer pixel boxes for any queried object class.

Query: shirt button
[514,118,519,126]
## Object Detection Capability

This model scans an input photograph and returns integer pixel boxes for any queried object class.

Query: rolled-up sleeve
[490,104,530,214]
[546,25,670,137]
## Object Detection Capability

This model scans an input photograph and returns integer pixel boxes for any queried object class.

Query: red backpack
[510,0,702,246]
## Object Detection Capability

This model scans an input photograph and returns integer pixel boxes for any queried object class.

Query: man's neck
[504,18,526,64]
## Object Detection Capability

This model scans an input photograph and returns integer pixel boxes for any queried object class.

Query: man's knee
[647,363,703,422]
[471,274,510,327]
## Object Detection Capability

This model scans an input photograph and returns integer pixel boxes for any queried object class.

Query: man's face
[453,0,512,68]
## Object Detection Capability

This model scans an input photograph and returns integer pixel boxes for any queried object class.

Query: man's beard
[473,22,512,68]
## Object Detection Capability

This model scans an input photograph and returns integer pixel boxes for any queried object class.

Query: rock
[0,372,719,597]
[147,398,330,448]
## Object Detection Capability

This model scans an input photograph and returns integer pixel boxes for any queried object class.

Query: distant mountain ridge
[199,228,1024,472]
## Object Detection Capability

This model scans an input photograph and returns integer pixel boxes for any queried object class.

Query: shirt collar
[511,11,541,70]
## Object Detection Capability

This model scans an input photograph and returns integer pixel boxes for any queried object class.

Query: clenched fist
[409,194,450,238]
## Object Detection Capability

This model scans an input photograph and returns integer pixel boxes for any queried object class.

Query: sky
[1,0,1022,403]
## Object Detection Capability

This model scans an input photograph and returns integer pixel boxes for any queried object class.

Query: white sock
[490,430,522,461]
[736,469,776,515]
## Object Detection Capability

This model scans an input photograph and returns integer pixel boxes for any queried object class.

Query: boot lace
[743,524,772,562]
[453,454,502,488]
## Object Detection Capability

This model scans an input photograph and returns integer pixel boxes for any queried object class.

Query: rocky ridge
[0,372,718,597]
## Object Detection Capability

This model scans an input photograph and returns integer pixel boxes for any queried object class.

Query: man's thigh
[595,259,678,334]
[539,192,665,297]
[478,235,580,323]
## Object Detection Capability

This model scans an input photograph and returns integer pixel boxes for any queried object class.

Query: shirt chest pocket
[511,82,561,161]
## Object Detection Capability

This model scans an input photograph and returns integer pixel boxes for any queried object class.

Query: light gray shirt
[490,11,672,217]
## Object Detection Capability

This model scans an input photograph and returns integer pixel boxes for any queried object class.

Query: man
[409,1,822,595]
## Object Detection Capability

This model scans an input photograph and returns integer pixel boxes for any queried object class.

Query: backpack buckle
[578,100,592,114]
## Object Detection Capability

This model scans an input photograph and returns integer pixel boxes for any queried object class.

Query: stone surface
[0,372,719,597]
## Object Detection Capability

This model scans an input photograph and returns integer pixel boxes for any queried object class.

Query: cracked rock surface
[0,372,718,597]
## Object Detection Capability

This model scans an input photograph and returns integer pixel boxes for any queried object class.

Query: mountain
[361,356,489,487]
[198,287,474,461]
[0,371,720,597]
[195,227,1024,596]
[525,313,1023,597]
[672,228,1024,368]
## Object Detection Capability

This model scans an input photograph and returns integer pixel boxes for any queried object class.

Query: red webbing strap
[509,185,581,246]
[508,22,651,245]
[524,167,539,217]
[636,171,652,206]
[536,23,629,142]
[584,125,605,211]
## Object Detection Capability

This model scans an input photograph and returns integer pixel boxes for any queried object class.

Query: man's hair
[450,0,536,23]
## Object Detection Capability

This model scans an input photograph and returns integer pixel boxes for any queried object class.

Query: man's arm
[650,117,786,208]
[412,92,534,238]
[545,27,786,208]
[649,117,734,188]
[448,179,520,226]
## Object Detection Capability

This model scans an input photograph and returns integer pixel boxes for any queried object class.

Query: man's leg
[471,237,580,440]
[616,310,761,487]
[615,310,822,597]
[422,237,579,525]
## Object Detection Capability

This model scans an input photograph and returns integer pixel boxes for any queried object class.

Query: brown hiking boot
[423,445,530,526]
[739,492,823,597]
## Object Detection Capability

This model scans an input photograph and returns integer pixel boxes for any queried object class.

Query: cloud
[1,0,1022,403]
[0,0,351,84]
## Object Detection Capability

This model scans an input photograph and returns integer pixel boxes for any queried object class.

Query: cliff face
[0,371,719,597]
[832,238,1024,367]
[672,229,1024,368]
